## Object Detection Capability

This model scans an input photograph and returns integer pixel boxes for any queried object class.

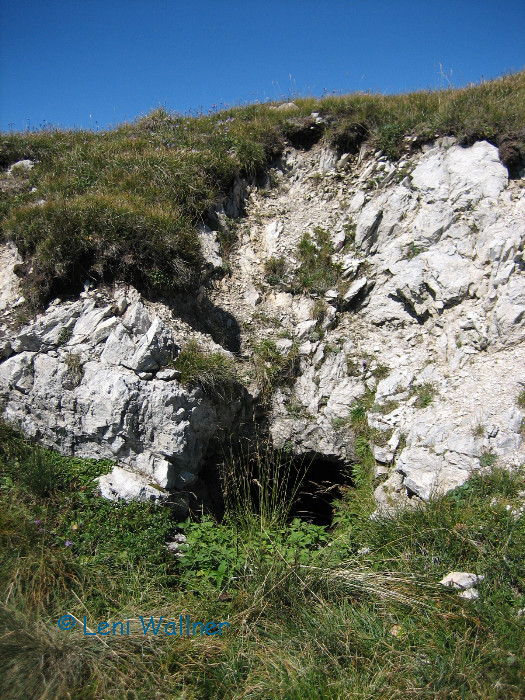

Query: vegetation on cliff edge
[1,71,524,309]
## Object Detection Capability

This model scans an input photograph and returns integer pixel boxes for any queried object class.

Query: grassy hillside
[1,71,524,309]
[1,73,525,698]
[0,423,524,698]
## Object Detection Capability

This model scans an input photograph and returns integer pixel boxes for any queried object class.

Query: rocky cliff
[1,134,524,515]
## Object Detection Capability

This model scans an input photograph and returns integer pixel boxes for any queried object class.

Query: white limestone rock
[197,224,223,270]
[0,286,239,510]
[395,446,470,500]
[7,159,34,176]
[439,571,484,590]
[98,466,170,504]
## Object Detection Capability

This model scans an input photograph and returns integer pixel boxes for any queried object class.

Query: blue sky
[1,0,524,132]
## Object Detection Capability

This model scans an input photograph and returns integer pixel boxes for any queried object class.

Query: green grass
[0,422,524,698]
[172,339,240,400]
[411,382,437,408]
[250,337,299,404]
[480,451,498,468]
[292,226,343,295]
[3,72,523,309]
[0,106,285,308]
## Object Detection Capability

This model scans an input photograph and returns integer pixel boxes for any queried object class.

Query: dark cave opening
[290,454,354,526]
[195,449,353,528]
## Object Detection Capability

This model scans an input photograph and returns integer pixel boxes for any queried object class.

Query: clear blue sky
[1,0,524,132]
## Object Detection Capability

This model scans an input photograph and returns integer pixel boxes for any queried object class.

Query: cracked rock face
[1,137,524,511]
[0,287,240,508]
[208,138,525,506]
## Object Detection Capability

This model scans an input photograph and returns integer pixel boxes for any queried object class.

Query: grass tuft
[172,339,240,400]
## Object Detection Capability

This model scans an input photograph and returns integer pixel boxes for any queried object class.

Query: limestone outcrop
[0,286,242,511]
[208,137,525,506]
[1,136,524,511]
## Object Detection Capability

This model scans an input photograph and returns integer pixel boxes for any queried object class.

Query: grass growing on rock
[292,225,343,295]
[250,337,299,404]
[0,106,285,308]
[1,422,524,698]
[172,339,240,400]
[2,72,524,308]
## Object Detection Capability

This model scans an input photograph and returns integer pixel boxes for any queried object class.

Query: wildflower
[65,540,73,547]
[34,519,41,525]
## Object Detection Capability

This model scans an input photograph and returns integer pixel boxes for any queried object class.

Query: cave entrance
[290,454,353,526]
[194,446,353,528]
